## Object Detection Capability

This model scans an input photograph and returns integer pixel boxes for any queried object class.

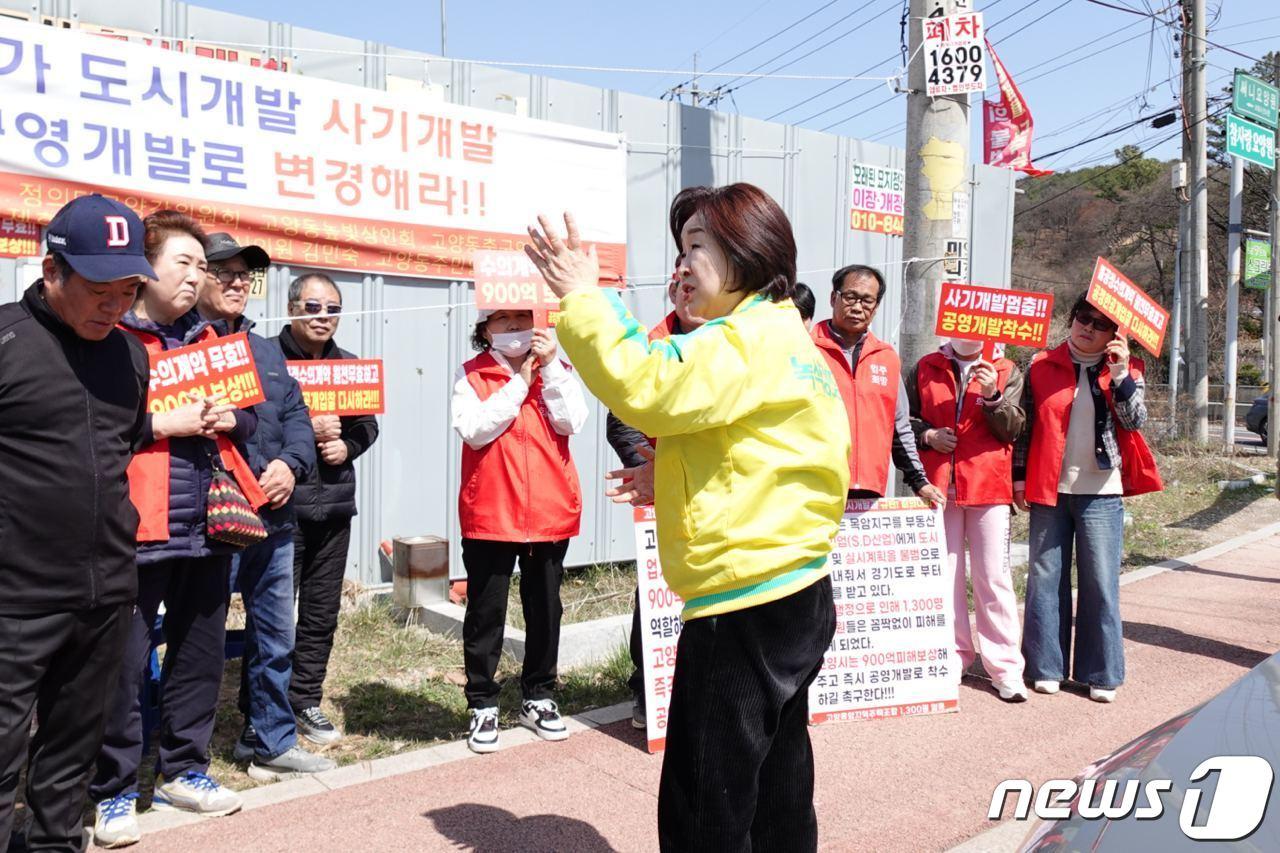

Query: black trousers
[0,605,129,852]
[92,557,230,800]
[657,576,836,853]
[461,538,567,709]
[289,519,351,712]
[628,588,644,700]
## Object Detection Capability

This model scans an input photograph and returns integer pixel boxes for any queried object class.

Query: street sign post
[1226,113,1276,170]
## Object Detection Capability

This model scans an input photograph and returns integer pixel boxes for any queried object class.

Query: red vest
[812,321,899,495]
[458,351,582,541]
[915,351,1015,506]
[123,324,268,543]
[1024,343,1163,506]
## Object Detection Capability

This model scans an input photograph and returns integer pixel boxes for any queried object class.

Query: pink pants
[944,499,1024,686]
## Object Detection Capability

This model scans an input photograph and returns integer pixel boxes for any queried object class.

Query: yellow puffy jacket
[556,288,851,620]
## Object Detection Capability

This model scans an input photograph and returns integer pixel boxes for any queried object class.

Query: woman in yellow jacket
[525,184,850,853]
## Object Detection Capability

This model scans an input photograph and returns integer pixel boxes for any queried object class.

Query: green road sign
[1244,237,1272,291]
[1234,71,1279,130]
[1226,113,1275,170]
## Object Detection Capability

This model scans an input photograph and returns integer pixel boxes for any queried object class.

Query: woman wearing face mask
[1014,295,1162,704]
[906,338,1027,703]
[450,308,589,754]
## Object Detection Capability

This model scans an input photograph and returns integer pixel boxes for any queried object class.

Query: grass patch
[507,561,636,630]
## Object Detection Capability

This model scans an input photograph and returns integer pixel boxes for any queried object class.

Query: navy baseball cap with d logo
[44,194,157,283]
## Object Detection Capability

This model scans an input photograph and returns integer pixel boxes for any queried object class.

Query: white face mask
[490,329,533,357]
[949,338,983,357]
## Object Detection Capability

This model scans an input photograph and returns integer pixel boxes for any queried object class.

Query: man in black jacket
[0,195,154,852]
[278,273,379,745]
[196,234,335,782]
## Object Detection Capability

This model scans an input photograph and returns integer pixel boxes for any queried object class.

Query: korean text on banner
[285,358,385,416]
[849,162,904,236]
[148,332,265,413]
[1087,257,1169,356]
[1244,237,1272,291]
[809,498,958,724]
[922,13,986,98]
[0,216,39,258]
[982,40,1052,178]
[634,505,683,754]
[0,17,626,280]
[472,249,560,328]
[935,282,1053,349]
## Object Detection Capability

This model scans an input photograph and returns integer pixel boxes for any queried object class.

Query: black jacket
[0,282,149,615]
[278,327,379,522]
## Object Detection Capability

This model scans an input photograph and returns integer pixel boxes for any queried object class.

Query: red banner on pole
[286,359,386,416]
[1086,257,1169,357]
[983,41,1053,178]
[147,332,266,413]
[935,282,1054,355]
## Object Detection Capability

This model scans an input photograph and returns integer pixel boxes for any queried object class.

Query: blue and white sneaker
[153,771,242,817]
[519,699,569,742]
[93,792,141,848]
[467,707,500,754]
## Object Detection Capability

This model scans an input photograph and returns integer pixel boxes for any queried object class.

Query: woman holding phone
[1013,294,1162,704]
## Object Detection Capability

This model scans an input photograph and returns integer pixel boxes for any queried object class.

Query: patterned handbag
[206,454,269,547]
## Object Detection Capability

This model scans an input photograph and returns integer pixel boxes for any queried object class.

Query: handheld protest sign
[472,249,559,313]
[286,359,386,416]
[147,332,266,414]
[934,282,1054,357]
[633,505,683,752]
[1086,257,1169,357]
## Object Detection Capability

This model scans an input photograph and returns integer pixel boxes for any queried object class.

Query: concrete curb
[134,701,634,838]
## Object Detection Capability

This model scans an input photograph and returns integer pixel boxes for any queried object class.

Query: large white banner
[0,17,627,277]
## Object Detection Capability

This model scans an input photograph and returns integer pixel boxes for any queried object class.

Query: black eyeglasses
[835,290,879,309]
[1073,311,1117,333]
[211,268,253,285]
[296,300,342,316]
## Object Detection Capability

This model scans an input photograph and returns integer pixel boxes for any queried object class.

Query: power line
[650,0,774,96]
[1036,107,1179,161]
[767,53,898,121]
[1083,0,1264,63]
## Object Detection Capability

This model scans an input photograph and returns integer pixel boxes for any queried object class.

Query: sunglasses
[1073,311,1118,333]
[296,300,342,316]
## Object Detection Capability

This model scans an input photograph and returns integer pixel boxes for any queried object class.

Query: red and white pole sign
[1086,257,1169,356]
[633,505,683,753]
[922,12,986,97]
[934,282,1054,360]
[471,249,560,327]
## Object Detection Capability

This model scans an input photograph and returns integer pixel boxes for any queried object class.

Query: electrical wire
[1083,0,1264,63]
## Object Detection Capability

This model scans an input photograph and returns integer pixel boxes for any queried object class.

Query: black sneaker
[233,723,258,763]
[295,706,342,745]
[631,696,646,730]
[519,699,569,742]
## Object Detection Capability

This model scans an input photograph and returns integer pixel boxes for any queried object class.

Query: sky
[192,0,1275,171]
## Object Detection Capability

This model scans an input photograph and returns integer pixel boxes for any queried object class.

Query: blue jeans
[1022,494,1125,689]
[230,532,298,759]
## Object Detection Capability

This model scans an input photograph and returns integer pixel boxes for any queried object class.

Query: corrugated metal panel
[0,0,1015,584]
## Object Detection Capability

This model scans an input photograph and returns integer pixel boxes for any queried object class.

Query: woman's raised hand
[524,212,599,299]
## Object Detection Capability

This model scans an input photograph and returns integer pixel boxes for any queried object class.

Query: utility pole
[1184,0,1210,445]
[440,0,447,56]
[1269,56,1280,462]
[1169,202,1183,434]
[1223,155,1244,452]
[901,0,971,369]
[666,53,711,107]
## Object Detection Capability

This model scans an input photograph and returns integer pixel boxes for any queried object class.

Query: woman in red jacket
[907,339,1027,702]
[451,308,589,754]
[1013,295,1162,704]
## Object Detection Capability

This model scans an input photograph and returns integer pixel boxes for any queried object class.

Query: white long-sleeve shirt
[451,356,589,449]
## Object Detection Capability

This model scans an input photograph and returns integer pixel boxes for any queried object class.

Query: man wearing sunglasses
[278,274,379,746]
[197,234,335,781]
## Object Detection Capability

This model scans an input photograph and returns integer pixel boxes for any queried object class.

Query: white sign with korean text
[634,505,683,753]
[809,498,959,724]
[923,12,987,98]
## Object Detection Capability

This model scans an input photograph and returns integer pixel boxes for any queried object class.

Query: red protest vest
[812,321,899,495]
[123,324,269,543]
[915,351,1015,506]
[1024,343,1163,507]
[458,351,582,541]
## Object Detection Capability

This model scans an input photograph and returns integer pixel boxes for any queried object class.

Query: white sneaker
[1090,687,1117,703]
[1033,680,1060,695]
[467,707,500,754]
[519,699,570,742]
[152,771,242,817]
[94,793,141,848]
[994,680,1029,702]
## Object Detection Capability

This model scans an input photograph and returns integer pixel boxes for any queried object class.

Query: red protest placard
[0,217,39,258]
[472,249,559,311]
[286,359,386,416]
[147,332,266,414]
[935,282,1053,358]
[1087,257,1169,357]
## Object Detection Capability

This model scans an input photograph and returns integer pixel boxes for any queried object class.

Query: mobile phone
[1108,331,1121,364]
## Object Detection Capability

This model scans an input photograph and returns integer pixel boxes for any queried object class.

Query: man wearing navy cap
[0,195,154,852]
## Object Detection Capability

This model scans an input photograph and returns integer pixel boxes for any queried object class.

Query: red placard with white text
[634,505,683,753]
[935,282,1053,359]
[1086,257,1169,357]
[809,498,958,724]
[286,359,385,416]
[147,332,265,413]
[0,217,39,258]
